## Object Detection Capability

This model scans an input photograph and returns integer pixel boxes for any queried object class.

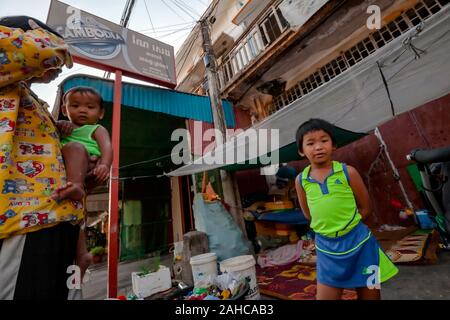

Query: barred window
[269,0,447,116]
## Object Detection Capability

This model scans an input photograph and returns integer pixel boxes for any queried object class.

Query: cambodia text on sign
[46,0,176,87]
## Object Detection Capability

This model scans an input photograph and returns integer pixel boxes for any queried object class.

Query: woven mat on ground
[372,226,418,252]
[256,262,356,300]
[385,229,437,264]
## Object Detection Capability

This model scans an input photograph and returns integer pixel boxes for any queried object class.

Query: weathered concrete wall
[333,93,450,227]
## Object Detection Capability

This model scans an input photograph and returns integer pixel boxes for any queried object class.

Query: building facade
[175,0,450,227]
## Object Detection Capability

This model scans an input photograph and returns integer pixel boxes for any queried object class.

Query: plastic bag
[193,193,252,261]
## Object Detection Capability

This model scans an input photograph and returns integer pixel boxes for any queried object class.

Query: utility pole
[199,19,226,144]
[199,18,247,235]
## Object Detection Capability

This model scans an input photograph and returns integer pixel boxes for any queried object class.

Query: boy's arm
[295,175,311,221]
[92,126,113,183]
[347,165,371,219]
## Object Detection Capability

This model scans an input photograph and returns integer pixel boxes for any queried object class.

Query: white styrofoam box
[131,265,171,298]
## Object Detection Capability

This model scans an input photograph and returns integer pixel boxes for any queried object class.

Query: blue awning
[60,74,236,127]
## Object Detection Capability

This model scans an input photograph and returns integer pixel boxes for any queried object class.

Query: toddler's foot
[51,182,85,201]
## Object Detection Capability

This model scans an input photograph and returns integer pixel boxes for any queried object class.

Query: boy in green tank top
[295,119,398,300]
[53,86,113,279]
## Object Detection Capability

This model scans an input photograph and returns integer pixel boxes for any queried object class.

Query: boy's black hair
[295,118,337,152]
[0,16,63,38]
[63,86,104,109]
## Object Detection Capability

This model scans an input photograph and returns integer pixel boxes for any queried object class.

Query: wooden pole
[199,19,246,234]
[107,70,122,298]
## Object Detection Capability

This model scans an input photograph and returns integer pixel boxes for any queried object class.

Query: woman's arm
[295,175,311,221]
[92,126,113,183]
[347,165,371,219]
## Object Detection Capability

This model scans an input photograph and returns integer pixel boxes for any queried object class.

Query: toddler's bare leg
[76,230,92,281]
[52,142,89,201]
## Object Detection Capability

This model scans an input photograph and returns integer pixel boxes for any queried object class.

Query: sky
[1,0,209,108]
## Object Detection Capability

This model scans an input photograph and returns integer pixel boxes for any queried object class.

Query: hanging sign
[47,0,177,88]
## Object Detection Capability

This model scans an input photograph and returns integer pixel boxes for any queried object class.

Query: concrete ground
[382,250,450,300]
[80,251,450,300]
[260,251,450,300]
[80,254,173,300]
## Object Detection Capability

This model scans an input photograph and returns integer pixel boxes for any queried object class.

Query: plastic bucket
[219,255,260,300]
[190,253,218,287]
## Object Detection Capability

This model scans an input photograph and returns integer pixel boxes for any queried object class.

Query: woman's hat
[0,15,73,70]
[0,15,63,38]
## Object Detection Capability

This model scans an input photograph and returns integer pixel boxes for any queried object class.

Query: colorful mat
[256,262,356,300]
[385,230,432,264]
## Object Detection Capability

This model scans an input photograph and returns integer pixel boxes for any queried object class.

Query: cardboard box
[131,265,171,298]
[255,220,295,237]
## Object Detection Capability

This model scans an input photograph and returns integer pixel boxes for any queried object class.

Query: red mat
[256,262,357,300]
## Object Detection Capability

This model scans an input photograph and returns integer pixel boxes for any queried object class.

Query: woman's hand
[56,120,74,137]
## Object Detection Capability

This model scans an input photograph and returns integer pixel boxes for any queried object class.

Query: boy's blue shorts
[315,222,398,288]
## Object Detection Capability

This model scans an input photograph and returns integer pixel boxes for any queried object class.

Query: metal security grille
[271,0,449,114]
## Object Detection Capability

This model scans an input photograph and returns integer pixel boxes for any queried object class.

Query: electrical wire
[203,0,224,34]
[174,0,202,17]
[332,21,450,127]
[169,0,199,20]
[105,0,136,79]
[172,28,192,43]
[194,0,208,7]
[377,61,395,117]
[176,31,200,74]
[138,21,196,33]
[143,0,156,34]
[141,24,195,36]
[118,151,189,169]
[119,174,166,180]
[332,27,449,127]
[171,0,224,80]
[161,0,188,22]
[176,25,200,62]
[153,26,196,39]
[117,150,193,180]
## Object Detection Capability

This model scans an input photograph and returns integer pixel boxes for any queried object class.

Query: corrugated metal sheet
[61,75,236,127]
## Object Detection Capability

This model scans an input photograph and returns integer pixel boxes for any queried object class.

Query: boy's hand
[92,163,110,184]
[56,120,74,137]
